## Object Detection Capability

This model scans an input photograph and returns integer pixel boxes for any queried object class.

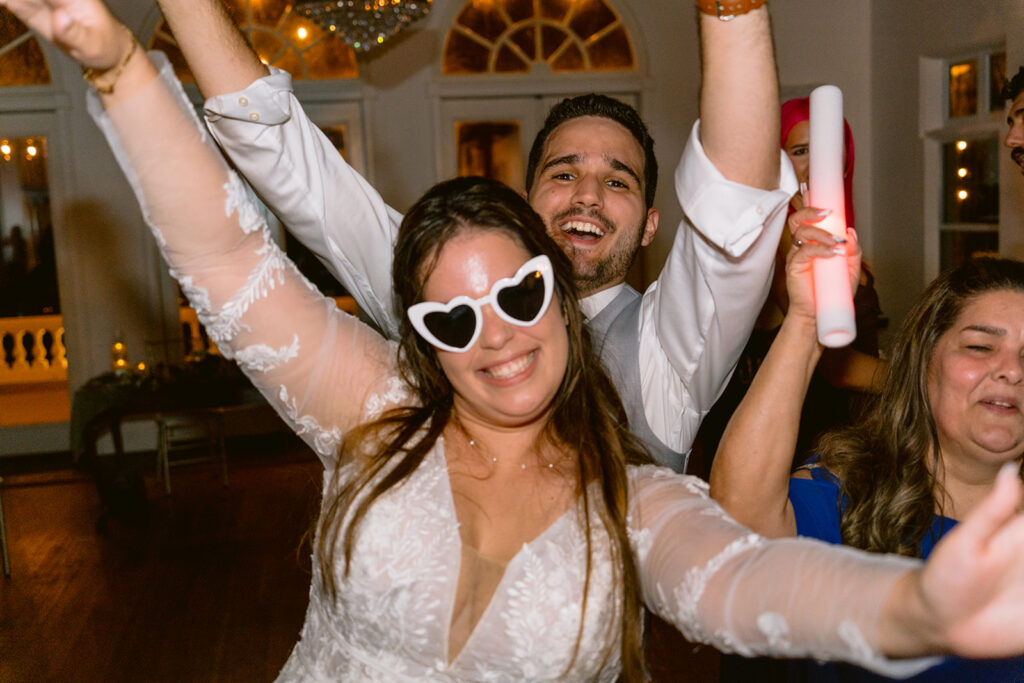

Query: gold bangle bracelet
[82,32,139,95]
[696,0,767,20]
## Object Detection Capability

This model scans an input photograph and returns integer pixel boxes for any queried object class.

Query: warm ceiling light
[957,167,968,178]
[297,27,308,39]
[26,145,37,158]
[957,189,969,200]
[956,140,968,151]
[297,0,432,53]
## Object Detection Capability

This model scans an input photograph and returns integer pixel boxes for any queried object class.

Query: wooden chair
[155,410,229,495]
[0,475,10,577]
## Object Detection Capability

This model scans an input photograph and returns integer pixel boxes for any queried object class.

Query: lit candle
[808,85,856,348]
[111,333,129,374]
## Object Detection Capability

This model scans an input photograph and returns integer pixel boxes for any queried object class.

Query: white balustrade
[0,314,67,384]
[0,298,356,387]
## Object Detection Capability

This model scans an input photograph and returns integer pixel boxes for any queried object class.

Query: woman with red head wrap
[780,96,856,227]
[698,98,886,474]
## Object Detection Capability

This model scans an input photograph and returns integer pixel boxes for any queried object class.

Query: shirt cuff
[203,66,294,125]
[676,120,797,257]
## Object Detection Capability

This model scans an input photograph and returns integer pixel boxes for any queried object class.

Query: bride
[11,0,1024,679]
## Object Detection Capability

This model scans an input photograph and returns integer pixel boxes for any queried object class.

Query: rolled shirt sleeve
[638,120,797,453]
[204,68,403,339]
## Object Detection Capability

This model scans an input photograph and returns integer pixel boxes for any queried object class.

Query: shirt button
[249,112,260,121]
[238,96,249,107]
[756,206,764,216]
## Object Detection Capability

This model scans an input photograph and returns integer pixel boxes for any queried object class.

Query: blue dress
[787,468,1024,682]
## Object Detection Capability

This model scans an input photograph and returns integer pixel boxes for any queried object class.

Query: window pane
[551,43,585,72]
[443,0,634,75]
[0,38,50,86]
[939,230,998,273]
[509,26,536,61]
[942,137,998,223]
[588,26,634,70]
[455,121,523,191]
[0,136,60,316]
[495,44,529,72]
[444,30,492,74]
[457,1,508,42]
[948,59,978,118]
[567,0,616,41]
[990,51,1007,112]
[0,12,50,86]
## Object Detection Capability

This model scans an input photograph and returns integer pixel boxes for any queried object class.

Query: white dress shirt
[203,67,798,455]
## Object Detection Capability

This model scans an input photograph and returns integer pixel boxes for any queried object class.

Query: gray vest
[587,287,689,473]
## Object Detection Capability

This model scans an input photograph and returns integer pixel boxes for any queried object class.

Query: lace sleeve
[628,466,940,678]
[87,52,399,465]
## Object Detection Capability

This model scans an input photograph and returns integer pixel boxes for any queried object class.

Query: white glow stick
[808,85,856,347]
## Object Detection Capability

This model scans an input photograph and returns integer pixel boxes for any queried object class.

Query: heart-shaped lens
[424,304,477,349]
[496,270,546,323]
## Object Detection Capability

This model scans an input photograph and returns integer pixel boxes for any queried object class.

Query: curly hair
[819,257,1024,556]
[315,176,655,680]
[524,94,658,210]
[1003,65,1024,103]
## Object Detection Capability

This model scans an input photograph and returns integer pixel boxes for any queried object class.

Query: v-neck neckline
[435,439,580,668]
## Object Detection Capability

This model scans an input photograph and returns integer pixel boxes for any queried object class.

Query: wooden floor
[0,435,322,682]
[0,436,719,683]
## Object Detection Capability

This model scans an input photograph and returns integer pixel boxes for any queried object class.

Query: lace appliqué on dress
[278,385,343,459]
[234,334,300,372]
[362,374,415,423]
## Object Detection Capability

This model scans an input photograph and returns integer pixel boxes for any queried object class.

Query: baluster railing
[0,315,67,384]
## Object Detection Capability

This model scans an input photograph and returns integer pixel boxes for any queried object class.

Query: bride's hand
[923,463,1024,657]
[0,0,130,72]
[882,463,1024,658]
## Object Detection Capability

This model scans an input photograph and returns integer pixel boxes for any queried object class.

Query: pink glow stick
[808,85,856,347]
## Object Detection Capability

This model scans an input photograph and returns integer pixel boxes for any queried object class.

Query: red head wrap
[780,97,856,229]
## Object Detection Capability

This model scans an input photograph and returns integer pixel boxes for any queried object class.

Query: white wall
[867,0,1022,337]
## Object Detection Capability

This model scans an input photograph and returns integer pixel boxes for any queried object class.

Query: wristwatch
[696,0,767,20]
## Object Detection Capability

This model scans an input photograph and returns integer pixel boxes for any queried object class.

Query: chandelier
[296,0,432,53]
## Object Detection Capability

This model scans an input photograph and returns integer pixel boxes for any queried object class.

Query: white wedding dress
[89,53,935,681]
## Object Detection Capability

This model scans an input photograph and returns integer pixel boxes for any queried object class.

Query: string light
[0,141,10,161]
[956,140,968,151]
[957,189,969,201]
[957,167,968,178]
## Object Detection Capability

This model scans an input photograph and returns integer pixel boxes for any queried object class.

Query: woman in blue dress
[710,216,1024,681]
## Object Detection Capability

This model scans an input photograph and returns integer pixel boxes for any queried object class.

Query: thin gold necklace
[452,418,555,471]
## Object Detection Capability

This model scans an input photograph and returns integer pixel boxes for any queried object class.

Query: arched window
[443,0,634,75]
[151,0,359,82]
[0,11,50,86]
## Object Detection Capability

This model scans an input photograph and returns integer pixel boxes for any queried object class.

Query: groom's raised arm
[156,0,402,337]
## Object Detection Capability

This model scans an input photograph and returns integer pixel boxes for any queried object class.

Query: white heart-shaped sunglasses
[407,255,554,353]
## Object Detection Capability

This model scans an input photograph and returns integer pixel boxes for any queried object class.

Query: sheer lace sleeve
[87,53,403,465]
[628,466,940,678]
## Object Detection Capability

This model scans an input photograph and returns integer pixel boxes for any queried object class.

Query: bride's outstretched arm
[5,0,396,462]
[632,462,1024,675]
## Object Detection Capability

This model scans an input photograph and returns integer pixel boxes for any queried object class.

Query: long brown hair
[315,177,654,679]
[819,257,1024,555]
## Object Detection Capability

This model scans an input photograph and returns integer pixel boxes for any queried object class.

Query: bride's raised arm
[7,0,395,463]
